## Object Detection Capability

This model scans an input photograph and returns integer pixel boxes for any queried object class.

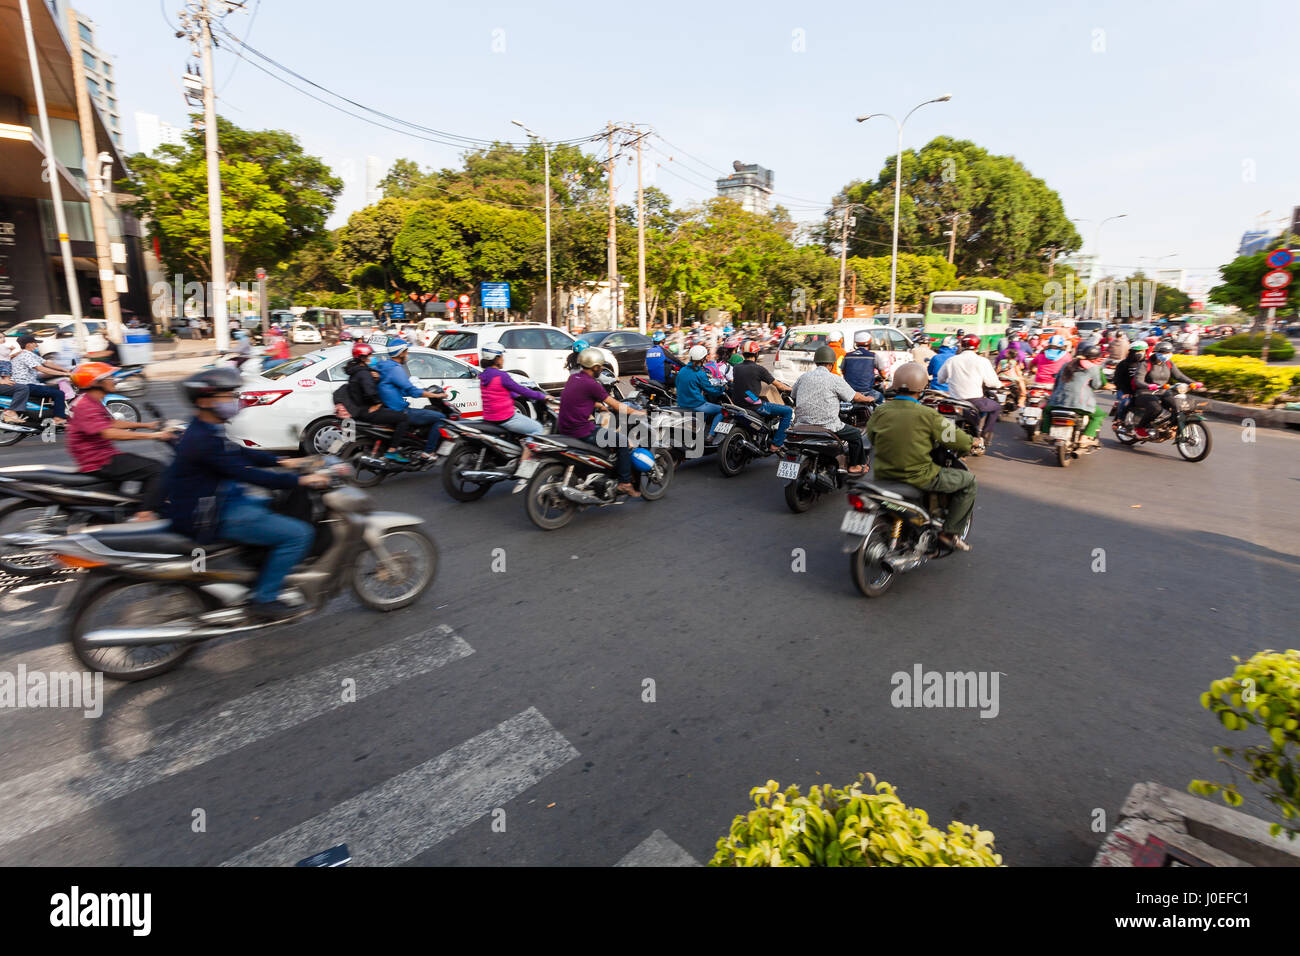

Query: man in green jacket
[865,362,980,552]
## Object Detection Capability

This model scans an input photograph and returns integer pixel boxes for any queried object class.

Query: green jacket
[865,397,972,486]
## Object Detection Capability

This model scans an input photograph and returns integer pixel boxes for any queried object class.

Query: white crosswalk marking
[222,706,579,866]
[0,625,472,849]
[615,830,701,867]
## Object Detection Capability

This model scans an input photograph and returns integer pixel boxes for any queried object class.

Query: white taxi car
[291,322,322,344]
[226,344,483,453]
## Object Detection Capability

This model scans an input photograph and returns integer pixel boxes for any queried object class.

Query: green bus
[923,290,1013,351]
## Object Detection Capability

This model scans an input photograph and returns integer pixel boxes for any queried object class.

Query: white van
[773,323,915,383]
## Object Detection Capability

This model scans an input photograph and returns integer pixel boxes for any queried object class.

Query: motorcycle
[994,372,1022,414]
[0,382,142,447]
[517,423,674,530]
[778,401,872,513]
[921,389,985,454]
[1016,382,1054,441]
[333,397,462,487]
[620,376,722,466]
[1112,384,1212,462]
[439,417,535,502]
[1043,407,1100,467]
[841,445,973,598]
[715,391,792,478]
[15,458,437,681]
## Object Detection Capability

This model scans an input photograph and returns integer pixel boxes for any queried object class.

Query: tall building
[365,156,383,206]
[1154,268,1187,291]
[1238,230,1273,256]
[715,161,773,215]
[134,112,186,158]
[49,6,124,151]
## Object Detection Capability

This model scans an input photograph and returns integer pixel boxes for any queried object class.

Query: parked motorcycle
[1043,407,1100,467]
[1112,384,1212,462]
[518,427,674,530]
[778,401,872,513]
[841,445,973,597]
[16,457,436,681]
[1016,382,1054,441]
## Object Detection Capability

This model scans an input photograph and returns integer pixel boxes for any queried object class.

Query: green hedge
[1174,356,1300,405]
[1202,332,1295,361]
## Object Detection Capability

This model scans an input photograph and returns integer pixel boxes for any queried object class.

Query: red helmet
[1144,336,1159,347]
[742,340,761,355]
[351,342,374,359]
[960,334,980,351]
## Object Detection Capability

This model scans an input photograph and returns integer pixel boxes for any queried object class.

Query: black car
[583,330,654,376]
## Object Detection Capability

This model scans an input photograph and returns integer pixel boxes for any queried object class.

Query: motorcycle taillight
[938,403,956,414]
[438,428,456,440]
[848,493,867,511]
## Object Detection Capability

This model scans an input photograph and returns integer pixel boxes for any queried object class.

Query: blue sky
[81,0,1299,293]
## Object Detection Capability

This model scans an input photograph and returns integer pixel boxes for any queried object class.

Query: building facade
[134,111,186,157]
[715,162,773,215]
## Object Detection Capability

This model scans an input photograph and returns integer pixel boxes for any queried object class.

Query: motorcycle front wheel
[526,462,577,530]
[70,578,203,681]
[352,528,437,611]
[0,501,68,576]
[1176,421,1212,462]
[850,520,895,597]
[639,450,674,501]
[105,399,140,422]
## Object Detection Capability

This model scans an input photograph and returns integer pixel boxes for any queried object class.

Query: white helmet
[826,330,844,342]
[942,335,959,349]
[688,345,708,362]
[853,330,872,346]
[481,341,505,359]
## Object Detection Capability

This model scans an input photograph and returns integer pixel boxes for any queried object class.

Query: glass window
[497,330,523,348]
[407,352,476,380]
[260,356,323,380]
[987,300,1010,322]
[887,331,909,350]
[103,62,112,76]
[105,80,114,93]
[779,331,828,352]
[601,333,629,347]
[432,331,477,351]
[319,361,350,382]
[82,51,97,70]
[542,328,573,350]
[86,77,100,96]
[78,23,93,42]
[929,295,980,316]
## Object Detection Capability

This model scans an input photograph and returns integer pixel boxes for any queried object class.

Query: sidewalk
[145,338,222,381]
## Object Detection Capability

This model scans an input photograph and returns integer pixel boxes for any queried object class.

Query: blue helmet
[572,339,589,352]
[386,337,410,357]
[651,331,665,343]
[630,448,656,473]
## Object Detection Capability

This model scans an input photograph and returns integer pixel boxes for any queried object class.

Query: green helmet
[1131,340,1149,352]
[728,353,744,365]
[813,345,837,365]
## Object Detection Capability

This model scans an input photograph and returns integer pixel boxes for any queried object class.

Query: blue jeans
[28,383,65,418]
[759,402,793,446]
[405,407,447,451]
[492,411,544,435]
[219,497,314,604]
[690,402,724,436]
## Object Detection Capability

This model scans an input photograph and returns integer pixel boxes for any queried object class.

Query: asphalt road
[0,386,1296,867]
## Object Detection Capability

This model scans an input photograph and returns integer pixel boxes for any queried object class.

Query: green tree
[122,117,342,284]
[1209,237,1298,320]
[846,254,957,310]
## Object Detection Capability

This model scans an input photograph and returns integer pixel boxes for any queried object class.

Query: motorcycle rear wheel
[352,528,437,611]
[1056,442,1073,467]
[717,429,750,477]
[526,462,577,530]
[783,460,818,514]
[0,501,68,576]
[850,520,895,597]
[70,578,203,681]
[441,441,492,502]
[336,440,387,488]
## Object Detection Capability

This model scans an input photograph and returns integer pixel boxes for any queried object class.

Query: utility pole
[18,0,84,349]
[1046,244,1057,278]
[67,5,121,352]
[606,122,617,330]
[676,290,684,329]
[635,129,647,335]
[946,213,960,265]
[835,207,853,321]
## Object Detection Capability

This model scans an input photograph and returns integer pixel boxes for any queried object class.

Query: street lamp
[857,94,951,319]
[512,120,552,326]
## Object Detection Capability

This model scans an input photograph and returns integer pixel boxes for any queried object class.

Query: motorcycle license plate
[515,459,540,480]
[840,510,874,536]
[713,422,733,434]
[776,459,801,480]
[1019,407,1041,423]
[1049,425,1073,441]
[436,440,454,456]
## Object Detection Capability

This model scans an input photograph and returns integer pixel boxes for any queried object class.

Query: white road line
[222,707,579,867]
[0,625,472,849]
[615,830,701,867]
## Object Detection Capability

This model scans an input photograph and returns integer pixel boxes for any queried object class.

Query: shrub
[1202,332,1295,361]
[1190,649,1300,839]
[708,773,1003,867]
[1173,355,1300,405]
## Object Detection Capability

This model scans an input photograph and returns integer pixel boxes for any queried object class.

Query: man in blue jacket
[674,345,724,436]
[926,337,958,393]
[375,338,449,460]
[841,330,884,404]
[162,368,329,622]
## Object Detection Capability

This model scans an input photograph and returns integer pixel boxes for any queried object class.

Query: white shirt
[936,349,1000,400]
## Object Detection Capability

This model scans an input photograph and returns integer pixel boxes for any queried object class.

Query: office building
[715,161,773,215]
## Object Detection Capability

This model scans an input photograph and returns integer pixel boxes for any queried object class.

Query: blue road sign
[391,303,406,321]
[1266,248,1293,269]
[481,282,510,308]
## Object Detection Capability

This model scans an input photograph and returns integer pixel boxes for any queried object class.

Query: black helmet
[813,345,837,365]
[1154,341,1174,354]
[1080,344,1102,360]
[179,366,242,408]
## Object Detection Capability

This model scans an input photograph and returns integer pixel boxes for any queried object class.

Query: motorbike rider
[1111,339,1147,421]
[826,329,847,373]
[1130,341,1200,437]
[1029,333,1071,386]
[341,342,411,459]
[1107,327,1130,361]
[564,339,590,374]
[791,345,874,476]
[926,336,958,385]
[645,332,669,384]
[162,367,330,622]
[65,362,176,519]
[865,362,978,552]
[910,331,936,365]
[556,347,646,497]
[729,341,793,452]
[1039,345,1107,448]
[374,337,449,459]
[995,333,1030,408]
[842,330,886,404]
[11,335,70,424]
[936,334,1002,446]
[262,325,290,370]
[479,342,548,435]
[675,345,726,436]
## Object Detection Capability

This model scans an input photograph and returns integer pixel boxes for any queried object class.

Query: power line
[217,0,259,94]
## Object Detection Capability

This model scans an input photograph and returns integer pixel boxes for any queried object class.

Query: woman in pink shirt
[1030,335,1072,385]
[479,343,548,435]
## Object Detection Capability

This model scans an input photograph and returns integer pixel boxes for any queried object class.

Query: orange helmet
[71,361,117,391]
[743,340,761,354]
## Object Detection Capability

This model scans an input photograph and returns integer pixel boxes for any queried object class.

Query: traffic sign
[445,300,458,312]
[1260,289,1288,308]
[458,293,470,304]
[481,282,510,308]
[1266,248,1293,269]
[1262,269,1292,290]
[256,266,266,280]
[391,303,405,321]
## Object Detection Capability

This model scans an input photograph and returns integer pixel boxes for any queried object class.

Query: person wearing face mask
[1130,341,1200,438]
[342,341,410,460]
[1029,334,1071,386]
[162,367,330,622]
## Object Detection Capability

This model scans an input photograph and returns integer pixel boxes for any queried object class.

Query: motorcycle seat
[544,434,614,456]
[858,479,926,504]
[786,424,841,439]
[461,421,514,435]
[0,465,108,487]
[80,520,197,556]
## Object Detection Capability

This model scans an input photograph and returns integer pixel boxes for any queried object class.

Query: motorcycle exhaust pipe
[883,550,928,574]
[558,486,604,505]
[738,438,763,456]
[80,621,266,647]
[355,455,398,472]
[459,470,511,483]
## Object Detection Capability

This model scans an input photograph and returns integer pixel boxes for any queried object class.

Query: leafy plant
[1201,333,1295,361]
[1173,356,1300,404]
[1190,649,1300,839]
[709,774,1002,867]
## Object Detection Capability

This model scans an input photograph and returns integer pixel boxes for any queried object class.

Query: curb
[1201,398,1300,430]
